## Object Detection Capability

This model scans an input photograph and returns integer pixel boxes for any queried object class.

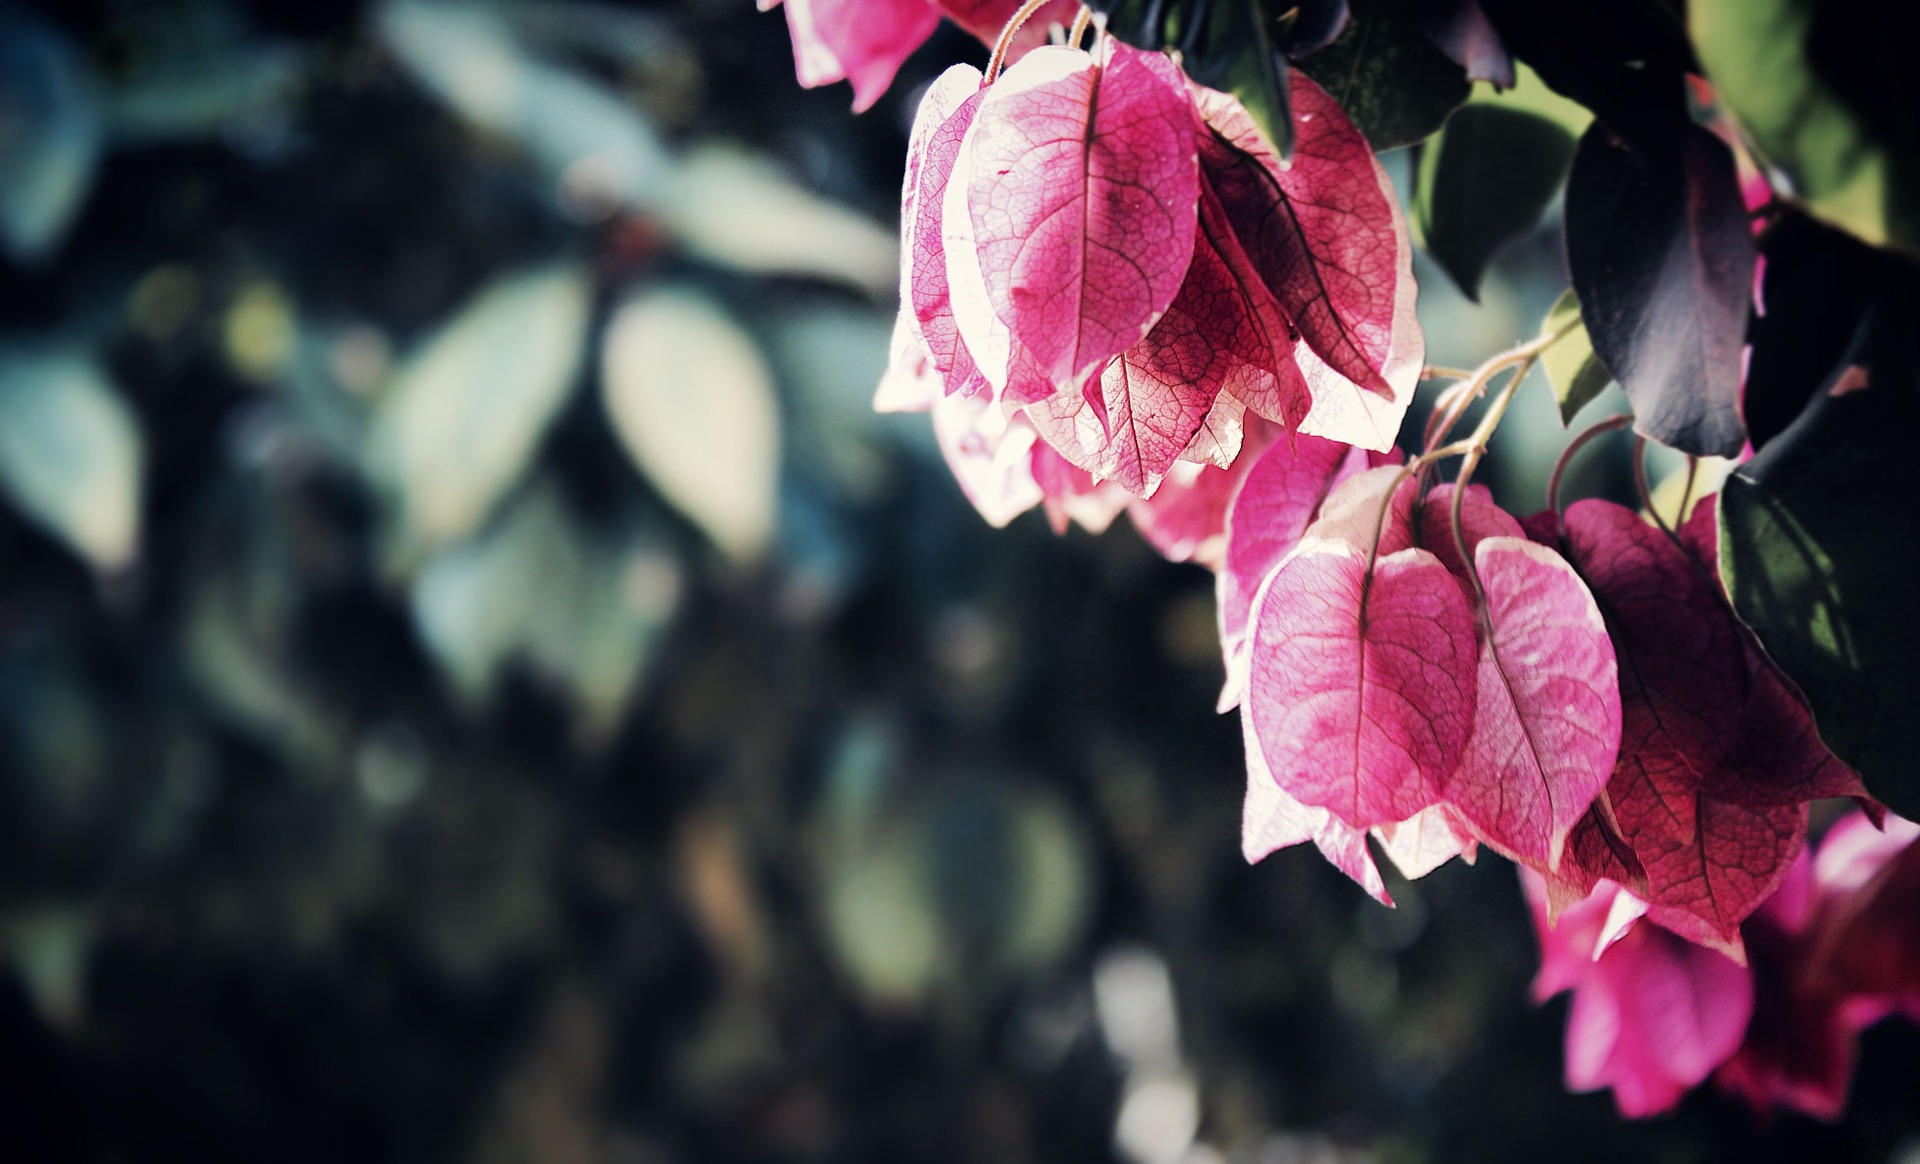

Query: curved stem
[1067,4,1094,49]
[1423,317,1578,454]
[987,0,1055,83]
[1359,441,1474,568]
[1445,357,1538,607]
[1546,413,1633,515]
[1421,365,1475,381]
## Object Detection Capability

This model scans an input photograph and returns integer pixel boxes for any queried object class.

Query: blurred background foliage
[0,1,1916,1161]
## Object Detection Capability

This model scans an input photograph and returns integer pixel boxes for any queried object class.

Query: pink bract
[965,41,1200,392]
[1244,536,1477,830]
[1215,434,1367,709]
[1446,536,1621,870]
[1538,499,1865,959]
[1191,78,1423,448]
[1123,414,1283,568]
[1524,870,1754,1118]
[774,0,941,112]
[1715,812,1920,1121]
[902,66,988,399]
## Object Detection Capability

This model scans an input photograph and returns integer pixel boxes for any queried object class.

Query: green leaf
[1538,290,1612,426]
[1718,286,1920,818]
[1092,0,1293,157]
[1413,65,1592,297]
[1185,0,1292,159]
[1295,2,1469,150]
[1484,62,1592,140]
[1689,0,1920,252]
[1415,104,1575,298]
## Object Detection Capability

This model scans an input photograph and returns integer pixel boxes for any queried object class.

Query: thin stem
[1358,442,1473,568]
[1067,4,1094,49]
[1421,365,1475,381]
[1178,0,1214,55]
[1446,357,1538,607]
[1422,317,1579,454]
[1546,413,1633,515]
[987,0,1055,83]
[1634,436,1724,588]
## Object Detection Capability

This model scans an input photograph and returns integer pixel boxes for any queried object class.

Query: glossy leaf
[1295,0,1469,150]
[1473,0,1692,152]
[1415,103,1576,299]
[1720,284,1920,819]
[1179,0,1292,158]
[1539,289,1612,426]
[1276,0,1352,59]
[1689,0,1919,251]
[1742,214,1877,451]
[966,42,1200,393]
[1244,537,1477,830]
[1565,121,1755,458]
[1416,0,1510,86]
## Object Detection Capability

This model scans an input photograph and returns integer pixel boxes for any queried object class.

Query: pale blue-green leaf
[0,11,103,264]
[377,0,674,215]
[602,288,782,562]
[0,348,142,570]
[666,145,898,294]
[368,265,591,558]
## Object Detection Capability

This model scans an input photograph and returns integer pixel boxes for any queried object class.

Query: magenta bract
[1525,871,1754,1118]
[777,0,941,112]
[1447,536,1621,870]
[1245,538,1477,830]
[966,42,1200,392]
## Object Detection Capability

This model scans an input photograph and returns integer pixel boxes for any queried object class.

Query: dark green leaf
[1414,104,1574,298]
[1690,0,1920,252]
[1564,121,1754,457]
[1182,0,1292,159]
[1538,289,1611,425]
[1090,0,1293,157]
[1744,213,1878,449]
[1275,0,1351,58]
[1474,0,1693,153]
[1719,273,1920,818]
[1294,1,1469,150]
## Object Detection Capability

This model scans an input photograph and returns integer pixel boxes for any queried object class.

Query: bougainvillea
[773,0,1920,1123]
